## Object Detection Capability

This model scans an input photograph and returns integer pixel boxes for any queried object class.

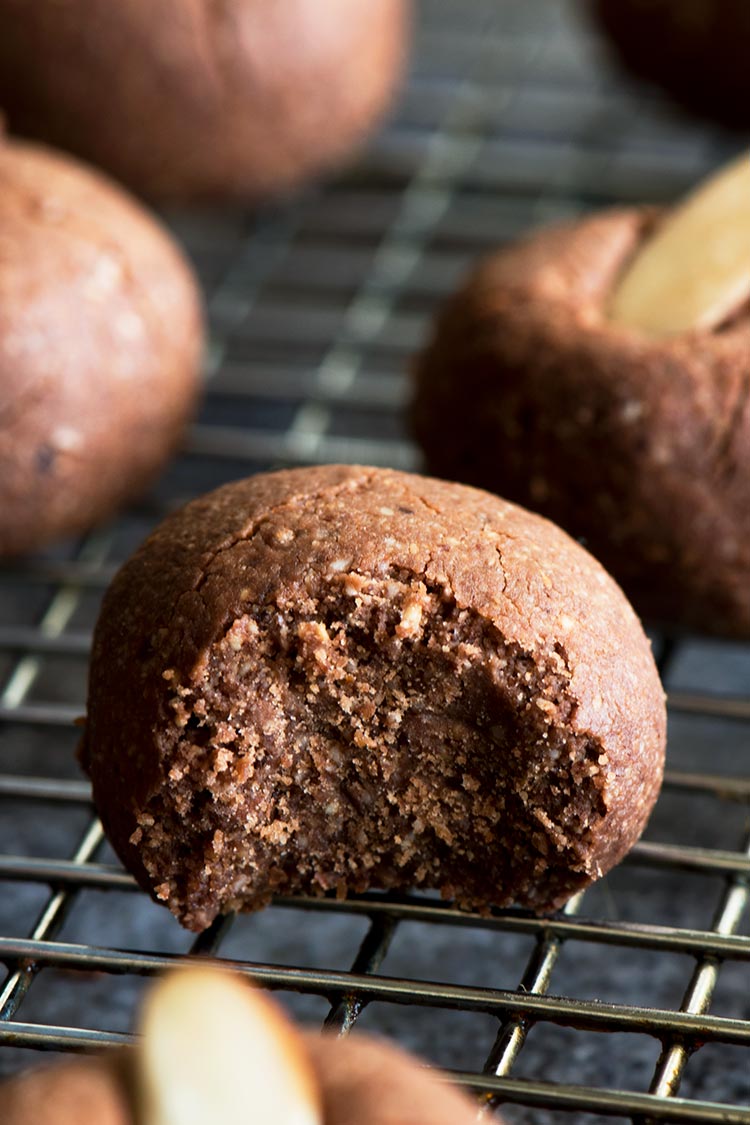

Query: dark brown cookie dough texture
[0,0,409,203]
[0,136,203,556]
[413,208,750,637]
[591,0,750,129]
[81,465,665,932]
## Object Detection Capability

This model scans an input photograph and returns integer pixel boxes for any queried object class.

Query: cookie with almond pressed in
[413,208,750,636]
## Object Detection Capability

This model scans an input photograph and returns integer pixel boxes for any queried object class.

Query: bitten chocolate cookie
[80,465,665,932]
[0,136,203,556]
[592,0,750,129]
[413,208,750,636]
[0,0,408,203]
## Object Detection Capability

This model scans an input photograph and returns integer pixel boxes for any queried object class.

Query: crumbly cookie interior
[133,569,608,930]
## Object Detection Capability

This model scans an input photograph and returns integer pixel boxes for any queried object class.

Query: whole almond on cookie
[609,151,750,335]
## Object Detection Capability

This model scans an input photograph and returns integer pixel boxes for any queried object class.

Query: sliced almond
[136,968,321,1125]
[609,151,750,336]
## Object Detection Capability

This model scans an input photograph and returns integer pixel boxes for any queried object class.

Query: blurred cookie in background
[0,0,410,203]
[0,135,203,555]
[591,0,750,129]
[413,154,750,636]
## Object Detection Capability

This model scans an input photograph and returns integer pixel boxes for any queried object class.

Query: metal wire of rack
[1,1,750,1121]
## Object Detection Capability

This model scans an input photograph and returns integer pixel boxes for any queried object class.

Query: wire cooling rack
[2,1,750,1121]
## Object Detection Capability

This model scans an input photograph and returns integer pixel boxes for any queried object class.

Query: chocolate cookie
[1,1029,485,1125]
[412,208,750,637]
[0,136,203,556]
[592,0,750,129]
[0,0,408,203]
[2,1061,130,1125]
[80,465,665,932]
[304,1032,487,1125]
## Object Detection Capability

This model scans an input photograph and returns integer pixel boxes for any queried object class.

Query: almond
[136,968,321,1125]
[609,151,750,335]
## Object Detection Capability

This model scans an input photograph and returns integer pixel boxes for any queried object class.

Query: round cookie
[80,464,665,932]
[0,0,409,203]
[412,209,750,637]
[0,136,203,556]
[591,0,750,129]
